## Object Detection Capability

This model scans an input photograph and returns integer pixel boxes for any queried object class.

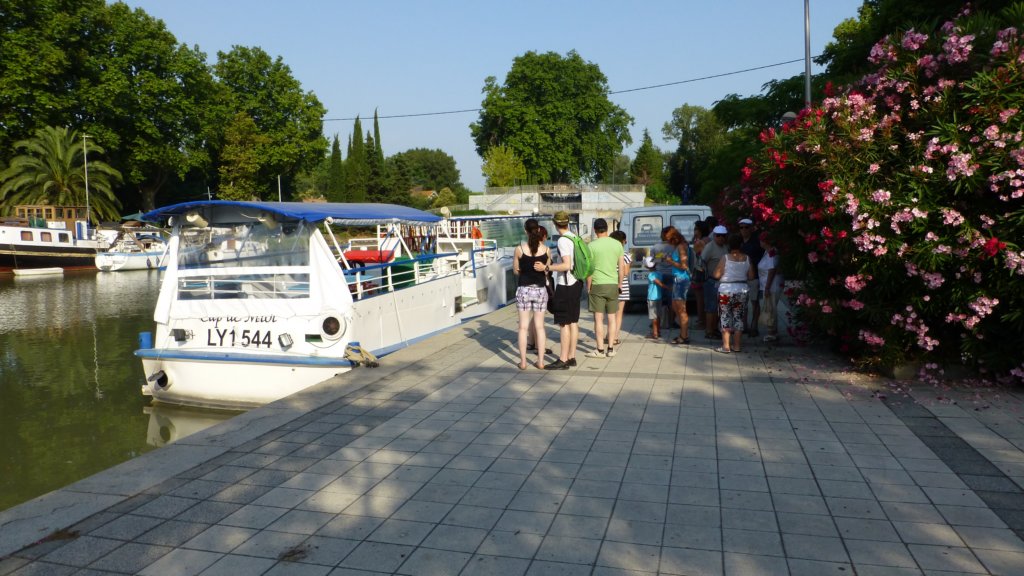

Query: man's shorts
[588,283,619,314]
[703,279,719,311]
[647,300,660,320]
[550,281,583,326]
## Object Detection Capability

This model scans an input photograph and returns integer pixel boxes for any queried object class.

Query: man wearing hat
[738,217,764,337]
[537,211,582,370]
[701,224,729,339]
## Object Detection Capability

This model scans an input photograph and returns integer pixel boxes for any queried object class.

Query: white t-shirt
[758,252,783,292]
[556,232,579,286]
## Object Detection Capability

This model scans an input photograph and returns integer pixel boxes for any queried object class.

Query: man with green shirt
[586,218,624,358]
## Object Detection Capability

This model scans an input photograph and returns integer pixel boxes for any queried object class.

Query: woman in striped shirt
[610,230,631,346]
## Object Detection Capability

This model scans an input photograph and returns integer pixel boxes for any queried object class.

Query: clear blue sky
[120,0,864,191]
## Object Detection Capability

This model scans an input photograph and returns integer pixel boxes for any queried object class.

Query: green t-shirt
[588,236,624,285]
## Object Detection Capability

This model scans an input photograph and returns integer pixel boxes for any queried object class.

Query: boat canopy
[142,201,442,226]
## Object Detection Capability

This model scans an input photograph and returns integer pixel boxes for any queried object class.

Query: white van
[617,205,712,303]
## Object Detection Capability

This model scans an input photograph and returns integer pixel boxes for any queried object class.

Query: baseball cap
[552,210,570,225]
[739,218,753,225]
[643,256,656,268]
[713,225,728,235]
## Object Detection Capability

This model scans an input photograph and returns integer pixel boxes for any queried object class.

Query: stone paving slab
[2,304,1024,575]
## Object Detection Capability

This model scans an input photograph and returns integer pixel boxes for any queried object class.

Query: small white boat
[12,267,64,277]
[95,229,167,271]
[135,200,514,410]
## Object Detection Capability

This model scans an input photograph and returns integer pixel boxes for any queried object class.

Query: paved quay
[2,305,1024,576]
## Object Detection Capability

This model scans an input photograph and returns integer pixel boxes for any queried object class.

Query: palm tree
[0,126,123,223]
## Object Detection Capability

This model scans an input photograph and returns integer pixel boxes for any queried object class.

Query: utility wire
[323,56,813,123]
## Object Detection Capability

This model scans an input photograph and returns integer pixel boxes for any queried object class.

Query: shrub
[733,5,1024,380]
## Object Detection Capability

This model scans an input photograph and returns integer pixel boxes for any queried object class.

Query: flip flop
[715,346,731,354]
[518,362,528,370]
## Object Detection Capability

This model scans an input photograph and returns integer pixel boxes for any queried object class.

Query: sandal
[731,348,742,353]
[645,334,659,340]
[671,337,683,345]
[518,362,528,370]
[613,339,621,346]
[715,346,731,354]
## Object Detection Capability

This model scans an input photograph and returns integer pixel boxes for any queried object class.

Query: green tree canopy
[217,112,270,200]
[327,134,345,202]
[389,148,462,192]
[470,50,633,184]
[0,126,122,222]
[213,45,327,193]
[481,144,526,187]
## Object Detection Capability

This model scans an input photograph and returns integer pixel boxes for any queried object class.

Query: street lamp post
[804,0,813,107]
[82,134,91,235]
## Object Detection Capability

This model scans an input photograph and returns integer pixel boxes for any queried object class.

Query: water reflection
[0,271,241,511]
[144,404,242,447]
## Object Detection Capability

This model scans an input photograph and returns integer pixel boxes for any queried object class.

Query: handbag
[545,273,556,313]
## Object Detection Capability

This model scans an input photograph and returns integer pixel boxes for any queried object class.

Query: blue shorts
[672,277,690,301]
[703,279,718,310]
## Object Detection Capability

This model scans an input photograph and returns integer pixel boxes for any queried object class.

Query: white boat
[135,200,514,410]
[95,229,168,271]
[12,267,64,277]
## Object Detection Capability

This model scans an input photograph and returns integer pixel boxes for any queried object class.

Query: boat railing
[175,266,311,300]
[343,251,461,300]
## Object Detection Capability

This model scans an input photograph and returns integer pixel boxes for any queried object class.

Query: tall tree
[662,104,727,200]
[346,117,367,202]
[217,112,269,201]
[389,148,462,192]
[365,131,386,202]
[470,50,633,183]
[373,109,384,165]
[213,46,327,195]
[481,144,527,188]
[327,134,345,201]
[0,126,122,222]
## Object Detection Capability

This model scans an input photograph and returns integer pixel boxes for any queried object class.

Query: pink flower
[902,30,929,51]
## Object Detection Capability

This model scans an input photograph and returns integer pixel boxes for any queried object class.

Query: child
[645,257,668,339]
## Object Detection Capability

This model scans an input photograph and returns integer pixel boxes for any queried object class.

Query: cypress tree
[328,134,344,201]
[346,116,367,202]
[365,131,385,202]
[373,109,384,165]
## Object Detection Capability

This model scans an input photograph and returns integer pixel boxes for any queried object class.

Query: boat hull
[0,243,101,269]
[138,350,352,410]
[95,251,164,271]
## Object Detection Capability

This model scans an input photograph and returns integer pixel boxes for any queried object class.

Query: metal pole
[278,175,282,202]
[83,134,91,231]
[804,0,812,107]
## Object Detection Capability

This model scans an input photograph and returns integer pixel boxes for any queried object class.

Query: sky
[119,0,865,192]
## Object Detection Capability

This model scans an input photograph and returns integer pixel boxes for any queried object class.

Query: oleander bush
[729,4,1024,380]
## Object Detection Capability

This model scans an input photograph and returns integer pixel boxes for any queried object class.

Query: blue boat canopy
[142,200,442,225]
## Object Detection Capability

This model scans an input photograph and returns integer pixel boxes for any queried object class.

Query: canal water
[0,271,239,512]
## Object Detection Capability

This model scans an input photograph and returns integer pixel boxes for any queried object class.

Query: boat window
[40,232,52,242]
[177,273,311,300]
[58,233,70,243]
[20,231,32,241]
[175,220,313,300]
[177,221,310,270]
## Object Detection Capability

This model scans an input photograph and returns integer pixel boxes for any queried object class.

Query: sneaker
[566,358,577,367]
[545,359,570,370]
[585,349,607,359]
[606,347,617,358]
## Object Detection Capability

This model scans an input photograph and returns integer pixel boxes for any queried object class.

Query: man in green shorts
[586,218,624,358]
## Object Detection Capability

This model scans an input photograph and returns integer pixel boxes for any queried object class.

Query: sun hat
[552,211,570,225]
[713,225,728,235]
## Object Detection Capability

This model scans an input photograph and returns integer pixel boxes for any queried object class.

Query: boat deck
[2,305,1024,575]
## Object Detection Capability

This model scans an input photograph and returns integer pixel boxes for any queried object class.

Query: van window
[631,216,662,246]
[670,215,701,242]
